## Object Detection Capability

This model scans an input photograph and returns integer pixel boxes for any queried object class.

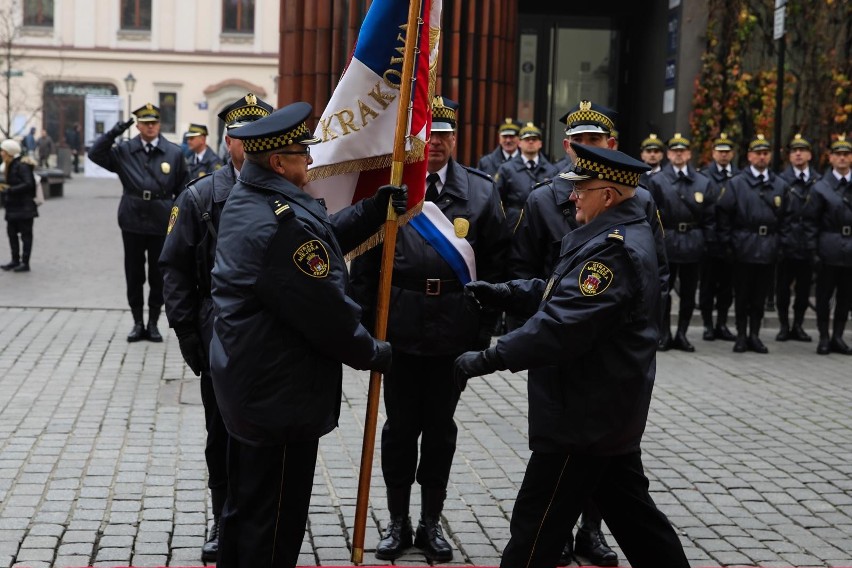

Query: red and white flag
[305,0,442,218]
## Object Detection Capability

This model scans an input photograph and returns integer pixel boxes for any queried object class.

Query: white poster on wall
[83,95,122,178]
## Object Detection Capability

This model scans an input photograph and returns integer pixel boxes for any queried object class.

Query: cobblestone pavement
[0,177,850,567]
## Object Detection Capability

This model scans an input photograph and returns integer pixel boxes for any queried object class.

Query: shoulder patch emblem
[578,260,614,296]
[167,206,179,235]
[294,239,330,278]
[454,218,469,238]
[694,191,704,203]
[161,162,171,175]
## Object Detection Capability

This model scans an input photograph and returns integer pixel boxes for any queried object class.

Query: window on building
[222,0,255,34]
[121,0,152,31]
[23,0,54,27]
[159,92,177,133]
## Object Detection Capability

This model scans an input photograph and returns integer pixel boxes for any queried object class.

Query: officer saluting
[775,133,820,342]
[209,102,406,567]
[477,118,521,176]
[159,93,273,562]
[807,135,852,355]
[647,133,712,352]
[455,143,690,568]
[185,123,225,179]
[716,134,787,353]
[88,103,189,342]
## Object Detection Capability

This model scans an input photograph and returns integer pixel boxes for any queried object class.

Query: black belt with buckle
[842,225,852,237]
[392,275,463,296]
[670,222,697,233]
[754,225,775,235]
[130,190,170,200]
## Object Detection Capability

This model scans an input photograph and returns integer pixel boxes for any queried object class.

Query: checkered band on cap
[433,99,457,124]
[667,133,690,148]
[241,121,313,153]
[749,134,771,151]
[574,154,642,187]
[225,105,270,126]
[564,104,615,133]
[640,134,665,150]
[788,133,811,150]
[831,134,852,152]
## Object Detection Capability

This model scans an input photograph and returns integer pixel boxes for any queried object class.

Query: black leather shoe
[557,538,573,566]
[201,516,219,562]
[748,335,769,354]
[790,325,812,342]
[672,331,695,352]
[574,527,618,567]
[715,325,736,341]
[775,324,789,341]
[414,517,453,562]
[127,322,147,342]
[12,263,30,272]
[1,260,20,271]
[830,336,852,355]
[147,321,163,342]
[702,326,715,341]
[657,330,672,351]
[817,337,831,355]
[376,516,413,560]
[733,336,748,353]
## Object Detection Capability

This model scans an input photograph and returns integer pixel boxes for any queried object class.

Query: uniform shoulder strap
[186,184,218,240]
[266,193,296,222]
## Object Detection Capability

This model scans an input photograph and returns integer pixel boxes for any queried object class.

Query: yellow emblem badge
[578,260,614,297]
[774,195,781,207]
[167,206,179,235]
[694,192,704,204]
[454,218,469,238]
[294,239,330,278]
[161,162,171,174]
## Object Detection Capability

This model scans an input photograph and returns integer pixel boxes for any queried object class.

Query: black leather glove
[111,118,135,137]
[371,184,408,215]
[473,327,493,351]
[175,326,206,376]
[370,340,393,372]
[464,281,513,311]
[453,347,504,393]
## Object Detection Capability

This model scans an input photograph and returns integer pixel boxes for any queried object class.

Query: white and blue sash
[408,201,477,284]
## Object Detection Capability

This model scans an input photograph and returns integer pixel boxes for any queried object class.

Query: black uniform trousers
[500,451,689,568]
[381,351,461,490]
[121,230,165,314]
[201,372,229,514]
[733,262,773,326]
[815,264,852,335]
[669,262,700,319]
[6,219,34,263]
[218,437,319,568]
[698,255,733,320]
[775,257,813,320]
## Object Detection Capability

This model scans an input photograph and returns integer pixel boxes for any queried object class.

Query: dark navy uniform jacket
[647,164,712,264]
[477,146,514,176]
[496,196,660,456]
[89,133,189,235]
[509,177,669,294]
[1,157,38,221]
[716,168,787,264]
[807,174,852,267]
[159,163,236,352]
[209,161,387,446]
[350,159,510,356]
[495,154,559,230]
[699,162,738,258]
[777,167,820,261]
[188,147,225,180]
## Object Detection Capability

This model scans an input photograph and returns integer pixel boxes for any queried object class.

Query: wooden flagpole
[351,0,424,564]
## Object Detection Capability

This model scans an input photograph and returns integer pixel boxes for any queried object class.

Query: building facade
[6,0,705,164]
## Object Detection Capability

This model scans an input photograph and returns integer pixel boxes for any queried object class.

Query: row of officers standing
[477,108,852,358]
[88,88,847,568]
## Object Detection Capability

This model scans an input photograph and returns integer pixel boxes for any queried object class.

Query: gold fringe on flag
[307,138,427,183]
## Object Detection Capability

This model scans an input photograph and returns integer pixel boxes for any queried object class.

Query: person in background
[36,129,55,168]
[88,103,189,343]
[65,123,83,173]
[0,139,38,272]
[775,133,819,342]
[185,123,225,179]
[638,133,665,187]
[477,118,521,176]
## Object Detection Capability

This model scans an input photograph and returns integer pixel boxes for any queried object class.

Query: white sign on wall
[84,95,122,178]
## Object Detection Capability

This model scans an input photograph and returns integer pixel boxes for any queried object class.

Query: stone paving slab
[0,177,850,567]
